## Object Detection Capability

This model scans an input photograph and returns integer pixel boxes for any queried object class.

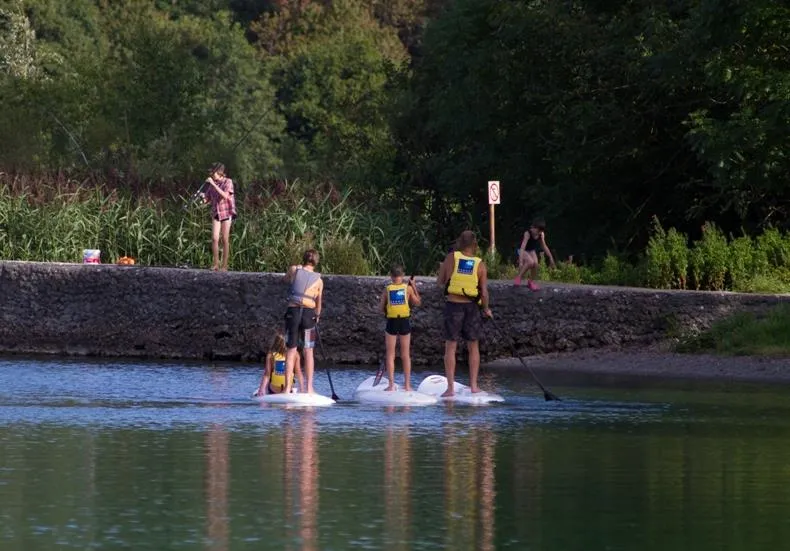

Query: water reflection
[205,424,229,551]
[384,425,411,550]
[443,423,497,551]
[284,412,319,551]
[205,370,230,551]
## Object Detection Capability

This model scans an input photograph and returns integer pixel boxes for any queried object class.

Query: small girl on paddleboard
[254,331,305,396]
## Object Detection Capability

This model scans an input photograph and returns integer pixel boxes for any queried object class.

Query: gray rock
[1,261,788,364]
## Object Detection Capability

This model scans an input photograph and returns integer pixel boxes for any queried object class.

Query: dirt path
[485,344,790,384]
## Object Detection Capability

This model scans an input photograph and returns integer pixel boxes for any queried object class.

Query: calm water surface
[1,356,789,551]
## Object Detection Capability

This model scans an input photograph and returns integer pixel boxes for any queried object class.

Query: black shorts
[284,306,317,349]
[443,301,482,342]
[385,317,411,336]
[213,215,236,222]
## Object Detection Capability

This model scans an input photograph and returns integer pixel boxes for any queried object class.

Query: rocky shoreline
[4,261,790,367]
[485,343,790,385]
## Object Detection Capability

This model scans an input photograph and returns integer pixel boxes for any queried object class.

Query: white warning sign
[487,181,501,205]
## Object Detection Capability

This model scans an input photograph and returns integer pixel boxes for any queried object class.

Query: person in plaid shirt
[202,162,237,271]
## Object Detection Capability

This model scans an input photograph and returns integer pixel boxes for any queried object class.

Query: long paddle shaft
[314,325,340,401]
[487,317,561,402]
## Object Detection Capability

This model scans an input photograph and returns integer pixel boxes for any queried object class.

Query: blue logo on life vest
[389,288,406,305]
[274,359,285,375]
[458,259,475,275]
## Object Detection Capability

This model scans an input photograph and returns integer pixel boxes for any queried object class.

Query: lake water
[1,356,789,551]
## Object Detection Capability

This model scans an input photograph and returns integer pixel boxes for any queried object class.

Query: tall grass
[0,174,437,274]
[6,173,790,292]
[676,304,790,356]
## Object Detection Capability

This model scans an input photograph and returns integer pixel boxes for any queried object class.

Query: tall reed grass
[0,174,440,275]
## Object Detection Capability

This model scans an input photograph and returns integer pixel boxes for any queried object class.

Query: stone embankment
[1,261,788,364]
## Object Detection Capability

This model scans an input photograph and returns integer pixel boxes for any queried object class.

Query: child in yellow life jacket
[378,264,421,391]
[254,331,304,396]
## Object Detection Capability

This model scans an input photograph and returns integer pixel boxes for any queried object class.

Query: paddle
[486,317,561,402]
[314,324,340,401]
[373,359,385,387]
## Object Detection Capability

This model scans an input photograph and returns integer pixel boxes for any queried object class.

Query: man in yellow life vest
[253,331,305,396]
[378,264,422,391]
[436,230,493,397]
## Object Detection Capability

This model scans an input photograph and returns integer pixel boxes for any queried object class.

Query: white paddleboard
[353,376,438,406]
[417,375,504,404]
[253,390,335,407]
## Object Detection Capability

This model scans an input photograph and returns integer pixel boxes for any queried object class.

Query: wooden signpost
[487,180,500,254]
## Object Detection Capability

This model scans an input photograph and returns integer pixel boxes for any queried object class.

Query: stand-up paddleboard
[253,390,335,407]
[417,375,505,404]
[354,376,438,406]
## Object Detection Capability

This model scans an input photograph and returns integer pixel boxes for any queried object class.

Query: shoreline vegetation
[3,177,790,360]
[5,177,790,293]
[488,345,790,386]
[3,1,790,364]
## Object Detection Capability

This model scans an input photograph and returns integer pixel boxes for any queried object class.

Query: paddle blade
[543,390,561,402]
[372,360,385,387]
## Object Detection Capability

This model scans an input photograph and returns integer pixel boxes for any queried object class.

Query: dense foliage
[2,0,790,274]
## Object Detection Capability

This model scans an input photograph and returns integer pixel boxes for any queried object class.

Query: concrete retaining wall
[1,261,787,364]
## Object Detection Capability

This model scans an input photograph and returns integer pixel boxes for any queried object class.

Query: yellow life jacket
[385,282,410,318]
[269,352,291,391]
[446,251,480,298]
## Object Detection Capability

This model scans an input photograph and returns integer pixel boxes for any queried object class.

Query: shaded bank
[1,261,789,365]
[487,346,790,385]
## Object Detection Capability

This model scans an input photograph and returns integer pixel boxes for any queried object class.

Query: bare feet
[385,385,395,392]
[440,389,454,398]
[470,387,483,393]
[211,265,219,271]
[404,385,412,392]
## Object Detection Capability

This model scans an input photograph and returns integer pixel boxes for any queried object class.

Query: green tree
[684,0,790,231]
[253,0,407,188]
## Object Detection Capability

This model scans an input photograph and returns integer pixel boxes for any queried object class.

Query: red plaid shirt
[206,177,236,220]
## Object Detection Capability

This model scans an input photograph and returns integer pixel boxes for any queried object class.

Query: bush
[694,222,728,291]
[665,228,689,289]
[739,273,790,295]
[645,216,671,289]
[594,253,642,287]
[321,237,370,275]
[755,227,790,270]
[676,305,790,356]
[544,259,582,284]
[728,235,753,292]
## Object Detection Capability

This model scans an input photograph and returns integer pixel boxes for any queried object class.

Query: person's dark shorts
[213,215,236,222]
[443,301,482,342]
[284,306,317,349]
[385,317,411,336]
